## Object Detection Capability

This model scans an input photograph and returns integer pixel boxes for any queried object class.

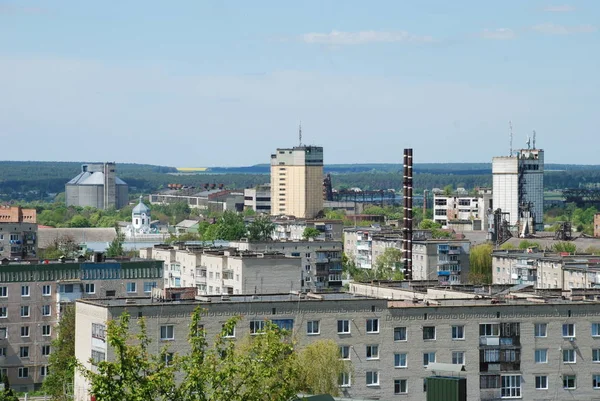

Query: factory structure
[66,163,129,210]
[492,127,544,234]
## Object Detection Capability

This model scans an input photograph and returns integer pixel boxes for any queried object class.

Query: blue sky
[1,1,598,166]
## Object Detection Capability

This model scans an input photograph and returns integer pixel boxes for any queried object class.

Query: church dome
[132,196,150,215]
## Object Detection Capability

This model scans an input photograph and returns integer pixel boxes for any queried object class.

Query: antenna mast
[298,121,302,147]
[509,121,513,156]
[532,130,536,149]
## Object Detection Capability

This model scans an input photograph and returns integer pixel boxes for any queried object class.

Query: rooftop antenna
[532,130,536,149]
[298,121,302,147]
[509,121,513,156]
[526,135,531,150]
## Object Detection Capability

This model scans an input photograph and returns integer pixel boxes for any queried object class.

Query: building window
[18,367,29,378]
[222,324,235,338]
[563,349,576,363]
[452,325,465,340]
[423,352,436,366]
[40,366,49,377]
[394,353,407,368]
[563,375,576,389]
[480,375,501,389]
[594,349,600,362]
[144,282,156,293]
[0,307,6,318]
[160,325,174,340]
[91,350,106,365]
[452,351,465,365]
[480,323,499,336]
[337,320,350,334]
[85,283,95,294]
[593,323,600,337]
[42,325,51,336]
[535,349,548,364]
[126,282,137,293]
[562,323,575,338]
[366,371,379,386]
[501,375,521,398]
[60,284,74,293]
[42,345,51,356]
[19,346,29,358]
[594,375,600,389]
[366,345,379,360]
[21,285,30,297]
[0,348,6,357]
[534,323,547,337]
[42,305,51,316]
[394,379,408,394]
[250,320,266,335]
[21,326,29,337]
[307,321,320,335]
[92,323,106,340]
[0,287,7,297]
[339,372,351,387]
[394,326,407,341]
[423,326,436,340]
[535,375,548,390]
[339,345,350,360]
[366,318,379,333]
[20,305,30,317]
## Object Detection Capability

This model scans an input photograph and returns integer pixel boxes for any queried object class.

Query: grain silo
[65,163,129,209]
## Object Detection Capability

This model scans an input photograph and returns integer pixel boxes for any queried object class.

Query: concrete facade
[230,239,343,290]
[243,184,271,214]
[66,163,129,210]
[433,188,492,231]
[270,146,324,219]
[0,206,38,260]
[272,217,344,242]
[139,245,304,295]
[412,240,471,284]
[0,259,163,391]
[73,286,600,401]
[493,149,544,232]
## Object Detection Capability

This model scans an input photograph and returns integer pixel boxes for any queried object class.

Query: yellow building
[270,146,324,218]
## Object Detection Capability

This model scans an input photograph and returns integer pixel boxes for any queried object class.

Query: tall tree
[302,227,321,240]
[247,215,276,241]
[297,340,351,396]
[469,244,493,284]
[43,305,76,401]
[214,211,247,241]
[106,225,125,257]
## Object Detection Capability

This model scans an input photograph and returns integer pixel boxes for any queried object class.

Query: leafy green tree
[500,243,516,250]
[297,340,351,396]
[374,248,404,280]
[586,246,600,255]
[69,215,90,228]
[214,211,247,241]
[324,209,345,220]
[43,305,76,401]
[247,215,275,241]
[419,219,442,230]
[40,235,80,260]
[302,227,321,240]
[553,242,577,253]
[469,244,493,284]
[106,225,125,257]
[443,185,453,196]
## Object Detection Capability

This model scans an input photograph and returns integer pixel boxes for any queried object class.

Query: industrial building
[0,257,163,392]
[270,145,324,219]
[271,216,344,241]
[492,137,544,233]
[0,206,38,260]
[66,163,129,210]
[243,184,271,214]
[149,187,244,212]
[74,282,600,401]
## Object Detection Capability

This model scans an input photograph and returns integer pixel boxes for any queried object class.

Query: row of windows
[0,304,52,318]
[535,347,600,364]
[339,347,465,367]
[9,366,49,379]
[0,344,51,358]
[0,325,51,338]
[482,374,600,392]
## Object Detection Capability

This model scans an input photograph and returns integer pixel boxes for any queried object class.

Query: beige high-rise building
[270,146,323,218]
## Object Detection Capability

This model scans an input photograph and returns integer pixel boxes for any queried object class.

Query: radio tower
[509,121,513,157]
[299,121,302,146]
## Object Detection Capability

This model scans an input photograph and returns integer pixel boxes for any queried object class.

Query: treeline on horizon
[1,161,600,201]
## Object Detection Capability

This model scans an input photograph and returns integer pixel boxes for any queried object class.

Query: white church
[124,196,165,239]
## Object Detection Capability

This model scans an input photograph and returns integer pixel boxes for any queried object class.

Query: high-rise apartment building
[270,146,324,219]
[493,147,544,232]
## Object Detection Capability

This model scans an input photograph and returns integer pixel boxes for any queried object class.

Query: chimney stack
[403,149,413,280]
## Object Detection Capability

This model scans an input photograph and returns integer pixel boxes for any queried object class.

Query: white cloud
[543,5,575,12]
[301,30,434,45]
[531,23,597,35]
[481,28,517,40]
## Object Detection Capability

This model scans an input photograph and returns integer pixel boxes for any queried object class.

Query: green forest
[2,161,600,202]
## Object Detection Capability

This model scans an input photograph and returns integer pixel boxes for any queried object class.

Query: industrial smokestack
[403,149,413,280]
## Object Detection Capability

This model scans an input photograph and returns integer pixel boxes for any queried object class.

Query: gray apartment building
[0,206,38,261]
[74,283,600,401]
[412,239,471,284]
[0,258,163,391]
[230,239,343,290]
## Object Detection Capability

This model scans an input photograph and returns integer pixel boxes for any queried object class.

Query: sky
[1,1,599,167]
